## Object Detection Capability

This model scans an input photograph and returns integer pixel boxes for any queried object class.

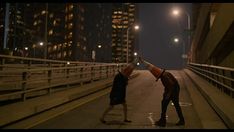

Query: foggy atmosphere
[0,3,233,129]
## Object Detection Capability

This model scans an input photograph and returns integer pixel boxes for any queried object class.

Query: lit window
[41,10,46,15]
[68,14,73,20]
[69,4,73,11]
[53,20,56,26]
[49,29,53,35]
[68,23,73,29]
[63,51,67,57]
[53,45,57,50]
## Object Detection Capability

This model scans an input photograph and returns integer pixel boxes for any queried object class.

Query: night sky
[138,3,192,69]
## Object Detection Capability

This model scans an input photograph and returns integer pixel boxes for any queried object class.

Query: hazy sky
[138,3,192,69]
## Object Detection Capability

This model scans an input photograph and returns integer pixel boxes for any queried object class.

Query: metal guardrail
[0,55,127,103]
[188,62,234,98]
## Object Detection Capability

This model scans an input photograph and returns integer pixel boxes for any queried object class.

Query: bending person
[100,59,138,123]
[140,57,185,127]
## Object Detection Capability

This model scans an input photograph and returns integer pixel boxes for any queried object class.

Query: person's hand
[132,57,139,65]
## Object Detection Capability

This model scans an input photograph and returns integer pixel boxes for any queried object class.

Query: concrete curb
[184,69,234,129]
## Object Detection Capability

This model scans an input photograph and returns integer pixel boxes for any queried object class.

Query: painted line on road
[148,113,155,126]
[4,88,111,129]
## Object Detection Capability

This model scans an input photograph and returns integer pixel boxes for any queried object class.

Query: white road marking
[148,113,155,126]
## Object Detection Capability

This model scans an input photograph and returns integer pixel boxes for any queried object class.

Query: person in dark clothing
[100,60,138,123]
[140,58,185,127]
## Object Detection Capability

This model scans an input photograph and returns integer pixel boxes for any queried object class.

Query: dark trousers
[160,84,184,121]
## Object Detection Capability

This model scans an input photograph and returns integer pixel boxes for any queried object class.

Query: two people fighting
[100,57,185,127]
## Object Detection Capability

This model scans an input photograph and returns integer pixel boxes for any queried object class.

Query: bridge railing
[0,55,127,103]
[188,62,234,98]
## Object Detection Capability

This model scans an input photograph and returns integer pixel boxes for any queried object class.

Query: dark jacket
[160,71,180,100]
[109,72,128,105]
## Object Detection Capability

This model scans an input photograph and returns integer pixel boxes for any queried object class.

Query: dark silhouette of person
[140,58,185,127]
[100,59,138,123]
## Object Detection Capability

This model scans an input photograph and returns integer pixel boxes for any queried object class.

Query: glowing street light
[172,9,180,16]
[174,38,179,43]
[134,52,138,56]
[39,42,44,46]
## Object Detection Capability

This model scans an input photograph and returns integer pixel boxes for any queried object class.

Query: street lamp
[39,42,44,46]
[127,24,139,63]
[172,7,191,67]
[173,37,186,67]
[174,38,179,43]
[134,52,138,56]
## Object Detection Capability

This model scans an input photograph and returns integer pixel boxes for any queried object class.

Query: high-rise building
[30,3,86,61]
[0,4,5,52]
[84,3,112,62]
[0,3,34,56]
[111,3,138,63]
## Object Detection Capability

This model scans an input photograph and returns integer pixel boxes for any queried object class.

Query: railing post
[80,67,83,85]
[76,64,78,77]
[99,65,102,79]
[106,66,109,78]
[22,71,27,101]
[91,66,94,82]
[66,66,70,87]
[27,60,32,80]
[0,58,5,71]
[48,62,52,94]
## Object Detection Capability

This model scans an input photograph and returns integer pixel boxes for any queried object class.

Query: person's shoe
[124,119,132,123]
[176,120,185,126]
[155,119,166,127]
[100,118,106,124]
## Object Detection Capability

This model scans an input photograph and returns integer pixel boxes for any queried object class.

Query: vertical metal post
[91,66,94,82]
[106,66,109,78]
[22,71,27,101]
[80,67,83,85]
[0,58,5,71]
[48,62,52,94]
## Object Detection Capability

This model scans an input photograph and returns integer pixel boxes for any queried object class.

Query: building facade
[190,3,234,68]
[111,3,139,63]
[1,3,139,63]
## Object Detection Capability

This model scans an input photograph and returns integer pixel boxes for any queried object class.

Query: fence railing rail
[0,54,127,103]
[188,62,234,98]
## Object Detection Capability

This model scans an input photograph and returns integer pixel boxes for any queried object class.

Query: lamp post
[126,25,139,64]
[173,37,185,67]
[172,8,191,67]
